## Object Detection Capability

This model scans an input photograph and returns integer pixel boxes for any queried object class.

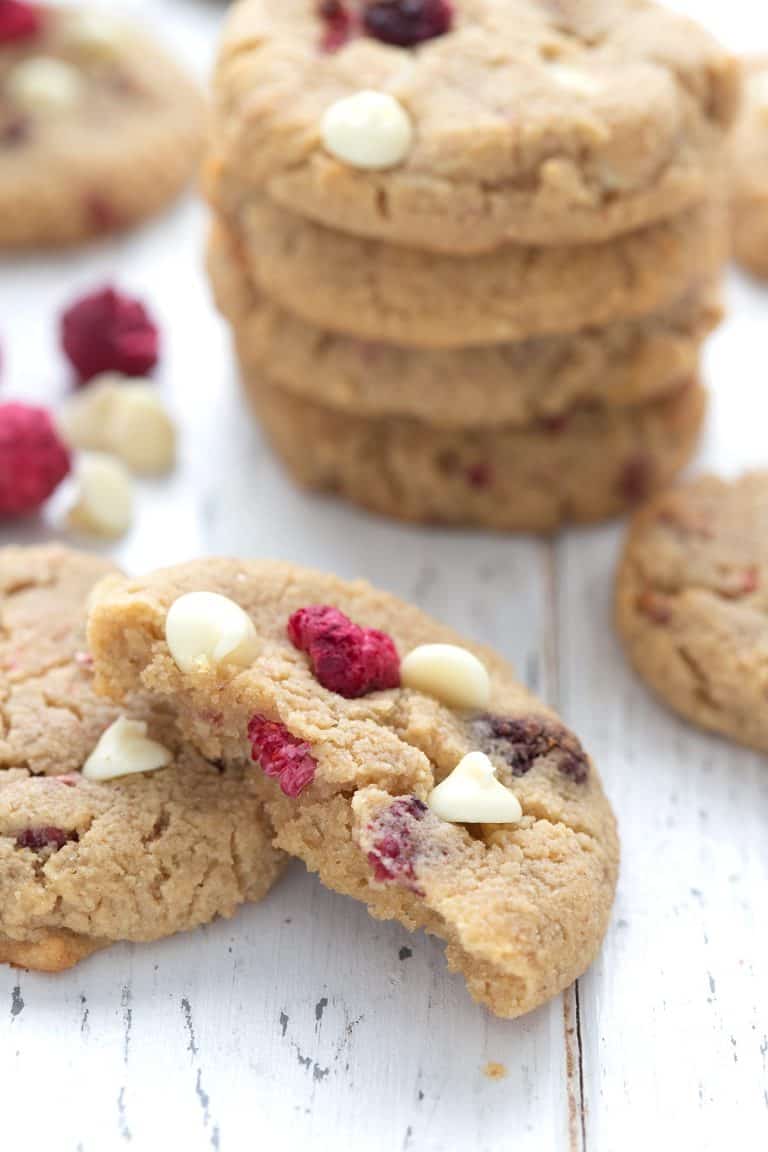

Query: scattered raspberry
[469,713,590,784]
[367,796,427,890]
[318,0,354,51]
[248,714,317,797]
[287,604,400,698]
[61,286,160,384]
[363,0,453,46]
[0,1,43,44]
[15,826,74,852]
[0,402,71,516]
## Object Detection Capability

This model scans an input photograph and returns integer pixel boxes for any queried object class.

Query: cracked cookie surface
[0,6,203,247]
[0,546,284,971]
[88,558,619,1018]
[209,0,739,252]
[616,473,768,750]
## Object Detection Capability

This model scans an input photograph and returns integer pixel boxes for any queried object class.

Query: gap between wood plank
[545,539,588,1152]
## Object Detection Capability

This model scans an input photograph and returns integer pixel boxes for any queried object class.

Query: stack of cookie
[206,0,739,532]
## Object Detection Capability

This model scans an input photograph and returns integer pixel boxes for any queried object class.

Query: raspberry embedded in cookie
[366,795,427,890]
[0,0,43,45]
[248,715,317,797]
[287,604,400,698]
[0,402,71,516]
[362,0,453,47]
[469,714,590,784]
[60,286,160,384]
[317,0,354,51]
[15,826,74,852]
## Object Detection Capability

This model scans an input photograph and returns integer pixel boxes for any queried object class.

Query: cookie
[208,0,739,252]
[226,196,727,348]
[0,546,284,970]
[87,558,619,1018]
[0,6,204,247]
[239,374,706,531]
[616,473,768,751]
[731,59,768,278]
[210,221,720,427]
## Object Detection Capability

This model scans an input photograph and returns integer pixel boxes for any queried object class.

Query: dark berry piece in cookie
[15,826,74,852]
[287,605,400,698]
[470,714,589,783]
[366,796,427,890]
[317,0,354,51]
[362,0,453,47]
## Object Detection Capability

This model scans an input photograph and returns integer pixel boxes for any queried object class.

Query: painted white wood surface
[0,2,767,1149]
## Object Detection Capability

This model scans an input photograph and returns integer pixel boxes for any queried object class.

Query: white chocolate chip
[165,592,259,674]
[59,376,176,475]
[321,90,413,170]
[67,452,133,539]
[548,64,602,95]
[9,57,84,113]
[65,10,126,57]
[82,716,172,782]
[428,752,522,824]
[400,643,490,710]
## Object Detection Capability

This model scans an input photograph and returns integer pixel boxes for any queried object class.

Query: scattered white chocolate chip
[548,64,603,95]
[428,751,522,824]
[82,716,172,782]
[58,376,176,475]
[8,57,84,113]
[165,591,259,674]
[400,643,490,710]
[67,452,133,539]
[65,9,126,57]
[321,90,413,170]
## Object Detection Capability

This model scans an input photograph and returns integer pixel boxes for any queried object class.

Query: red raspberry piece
[317,0,354,51]
[0,402,71,516]
[0,1,43,44]
[15,826,73,852]
[362,0,452,47]
[287,604,400,698]
[248,714,317,798]
[367,796,427,890]
[60,285,160,385]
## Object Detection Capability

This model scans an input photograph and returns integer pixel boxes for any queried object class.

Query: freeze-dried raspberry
[469,713,590,783]
[15,826,73,852]
[287,604,400,698]
[61,285,160,384]
[367,796,427,890]
[248,714,317,798]
[363,0,452,46]
[0,1,43,44]
[318,0,354,51]
[0,402,71,516]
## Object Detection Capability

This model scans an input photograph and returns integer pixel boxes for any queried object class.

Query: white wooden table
[1,3,767,1149]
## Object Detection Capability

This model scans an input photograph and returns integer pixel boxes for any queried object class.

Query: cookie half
[0,547,284,970]
[616,473,768,751]
[209,220,721,428]
[88,558,619,1018]
[228,196,727,348]
[209,0,739,252]
[0,6,204,247]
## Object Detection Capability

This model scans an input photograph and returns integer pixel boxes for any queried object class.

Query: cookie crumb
[483,1061,507,1080]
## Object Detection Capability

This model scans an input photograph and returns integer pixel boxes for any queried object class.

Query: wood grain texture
[1,1,768,1149]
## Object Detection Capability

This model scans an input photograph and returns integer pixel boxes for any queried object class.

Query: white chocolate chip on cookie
[67,452,133,539]
[548,64,603,95]
[401,643,490,709]
[165,592,259,673]
[428,752,522,824]
[321,90,413,170]
[83,716,172,781]
[9,57,84,113]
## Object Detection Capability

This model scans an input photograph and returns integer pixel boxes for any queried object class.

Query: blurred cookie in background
[0,3,204,247]
[732,58,768,278]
